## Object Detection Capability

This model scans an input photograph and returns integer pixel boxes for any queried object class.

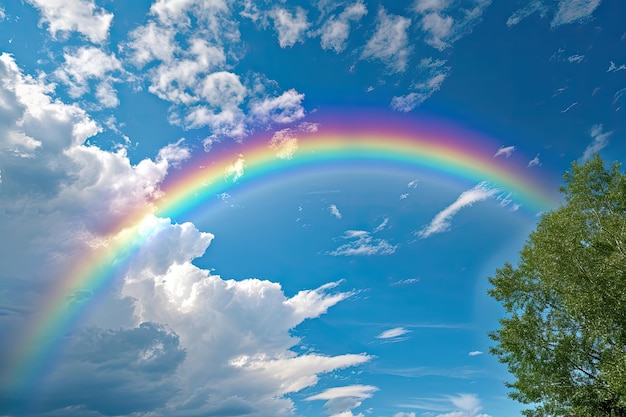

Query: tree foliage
[489,155,626,417]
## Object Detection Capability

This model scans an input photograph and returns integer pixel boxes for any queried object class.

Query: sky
[0,1,624,416]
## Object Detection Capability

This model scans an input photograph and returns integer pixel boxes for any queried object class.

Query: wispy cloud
[329,204,342,219]
[391,278,420,286]
[607,61,626,73]
[398,393,491,417]
[373,218,389,232]
[493,145,515,158]
[414,0,492,50]
[468,351,483,356]
[416,182,499,238]
[306,385,379,416]
[376,327,410,339]
[507,0,602,27]
[581,124,612,160]
[561,102,579,113]
[552,0,603,27]
[567,54,585,63]
[327,230,397,256]
[527,153,541,168]
[506,0,547,26]
[391,58,449,112]
[614,88,625,111]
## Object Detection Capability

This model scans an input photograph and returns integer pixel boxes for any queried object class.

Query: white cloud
[361,8,412,73]
[527,154,541,168]
[26,0,113,43]
[306,384,379,401]
[306,385,378,415]
[250,88,306,124]
[561,102,578,113]
[126,22,177,67]
[329,204,342,219]
[400,193,409,200]
[54,46,123,107]
[391,278,420,286]
[319,2,368,53]
[581,124,612,161]
[506,1,546,26]
[607,61,626,72]
[493,145,515,158]
[415,0,451,13]
[414,0,492,51]
[327,230,398,256]
[552,0,602,26]
[394,413,417,417]
[268,122,318,159]
[270,7,310,48]
[376,327,409,339]
[400,394,491,417]
[567,54,585,63]
[123,2,304,139]
[121,226,371,415]
[508,0,602,27]
[373,218,389,232]
[225,155,245,181]
[614,88,626,111]
[392,58,449,111]
[416,182,499,238]
[468,351,483,356]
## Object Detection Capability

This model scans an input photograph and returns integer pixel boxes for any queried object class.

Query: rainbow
[2,112,560,398]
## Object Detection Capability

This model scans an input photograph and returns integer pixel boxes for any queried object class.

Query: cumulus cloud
[54,46,123,107]
[122,2,306,139]
[120,220,370,416]
[416,182,499,238]
[361,8,412,73]
[26,0,113,43]
[581,124,612,161]
[376,327,409,339]
[250,88,306,124]
[327,230,397,256]
[493,145,515,158]
[319,1,368,53]
[1,323,186,416]
[270,7,310,48]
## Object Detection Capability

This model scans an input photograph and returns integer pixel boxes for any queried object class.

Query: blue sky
[0,1,624,417]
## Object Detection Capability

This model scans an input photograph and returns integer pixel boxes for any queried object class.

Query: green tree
[488,154,626,417]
